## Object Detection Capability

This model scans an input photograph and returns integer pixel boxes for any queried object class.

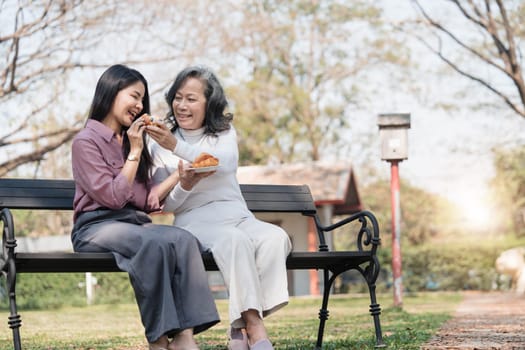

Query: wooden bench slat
[0,178,74,189]
[0,188,74,199]
[243,201,315,213]
[239,183,311,194]
[14,251,372,273]
[0,198,74,210]
[0,180,317,213]
[0,179,75,209]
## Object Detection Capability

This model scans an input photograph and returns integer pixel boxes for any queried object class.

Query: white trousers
[181,216,292,328]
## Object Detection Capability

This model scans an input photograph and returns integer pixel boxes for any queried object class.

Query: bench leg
[6,256,23,350]
[0,240,22,350]
[315,269,334,350]
[367,283,385,348]
[316,268,385,349]
[316,262,386,349]
[363,257,385,348]
[2,207,23,350]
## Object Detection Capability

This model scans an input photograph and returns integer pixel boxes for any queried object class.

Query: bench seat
[12,251,374,273]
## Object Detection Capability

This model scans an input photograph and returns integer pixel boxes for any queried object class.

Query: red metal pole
[390,160,403,307]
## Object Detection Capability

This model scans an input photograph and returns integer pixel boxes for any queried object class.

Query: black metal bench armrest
[1,208,16,274]
[313,210,381,254]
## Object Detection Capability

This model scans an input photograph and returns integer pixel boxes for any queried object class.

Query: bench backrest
[0,178,317,214]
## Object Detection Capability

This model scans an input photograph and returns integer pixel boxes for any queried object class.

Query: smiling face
[104,81,145,132]
[172,77,207,130]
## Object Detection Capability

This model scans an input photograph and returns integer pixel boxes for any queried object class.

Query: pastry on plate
[192,153,219,168]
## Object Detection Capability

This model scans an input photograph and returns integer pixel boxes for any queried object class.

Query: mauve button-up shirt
[71,119,160,222]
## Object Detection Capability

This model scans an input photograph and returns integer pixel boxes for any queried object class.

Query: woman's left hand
[178,160,215,191]
[144,120,177,152]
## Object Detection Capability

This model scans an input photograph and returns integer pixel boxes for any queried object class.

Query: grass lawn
[0,292,461,350]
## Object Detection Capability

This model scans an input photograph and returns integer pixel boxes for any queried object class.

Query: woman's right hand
[145,121,177,152]
[121,118,145,185]
[127,117,145,155]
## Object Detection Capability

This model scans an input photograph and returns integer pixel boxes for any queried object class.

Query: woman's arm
[154,161,181,201]
[121,118,146,184]
[148,139,189,211]
[72,119,159,211]
[151,158,212,206]
[149,139,213,212]
[72,137,135,209]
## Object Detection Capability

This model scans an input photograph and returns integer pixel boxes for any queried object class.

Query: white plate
[188,165,219,173]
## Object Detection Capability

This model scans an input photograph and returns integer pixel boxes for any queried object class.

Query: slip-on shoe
[228,327,249,350]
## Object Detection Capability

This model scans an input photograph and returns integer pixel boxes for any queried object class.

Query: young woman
[71,64,219,350]
[147,66,291,350]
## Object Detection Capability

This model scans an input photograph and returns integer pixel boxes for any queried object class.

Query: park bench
[0,178,384,349]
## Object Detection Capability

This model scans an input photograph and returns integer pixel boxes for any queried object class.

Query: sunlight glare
[453,190,493,230]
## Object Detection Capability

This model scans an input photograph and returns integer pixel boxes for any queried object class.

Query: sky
[358,0,525,225]
[390,101,523,229]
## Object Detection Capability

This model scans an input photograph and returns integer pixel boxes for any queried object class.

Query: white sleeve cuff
[162,183,192,212]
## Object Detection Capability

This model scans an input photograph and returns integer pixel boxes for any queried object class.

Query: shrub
[0,272,134,310]
[374,240,511,293]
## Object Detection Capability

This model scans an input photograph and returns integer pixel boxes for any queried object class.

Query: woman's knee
[219,229,252,247]
[210,230,253,262]
[154,225,197,244]
[268,227,292,253]
[137,227,199,258]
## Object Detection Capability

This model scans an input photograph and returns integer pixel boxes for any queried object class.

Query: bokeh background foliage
[1,0,525,313]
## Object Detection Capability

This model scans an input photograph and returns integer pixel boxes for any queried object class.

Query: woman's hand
[127,117,145,156]
[145,120,177,152]
[178,160,215,191]
[121,117,146,185]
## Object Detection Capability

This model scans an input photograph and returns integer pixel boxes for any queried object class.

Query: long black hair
[165,66,233,134]
[87,64,153,183]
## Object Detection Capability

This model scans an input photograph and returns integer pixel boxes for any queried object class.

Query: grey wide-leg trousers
[72,208,219,342]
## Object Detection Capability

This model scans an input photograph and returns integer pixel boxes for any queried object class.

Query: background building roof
[237,161,362,215]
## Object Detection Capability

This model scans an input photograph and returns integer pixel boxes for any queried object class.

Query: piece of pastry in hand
[143,114,162,126]
[192,152,219,168]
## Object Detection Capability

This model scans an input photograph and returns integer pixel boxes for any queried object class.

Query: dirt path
[420,291,525,350]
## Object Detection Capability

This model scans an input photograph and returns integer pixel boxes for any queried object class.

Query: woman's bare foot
[168,328,199,350]
[149,335,169,350]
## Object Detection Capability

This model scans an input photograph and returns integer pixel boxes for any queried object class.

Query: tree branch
[412,0,525,118]
[0,127,81,177]
[414,32,524,118]
[0,84,66,145]
[414,0,506,76]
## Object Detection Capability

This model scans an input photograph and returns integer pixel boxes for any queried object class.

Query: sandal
[228,327,249,350]
[249,339,273,350]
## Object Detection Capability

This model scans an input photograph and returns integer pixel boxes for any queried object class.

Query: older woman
[147,66,291,350]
